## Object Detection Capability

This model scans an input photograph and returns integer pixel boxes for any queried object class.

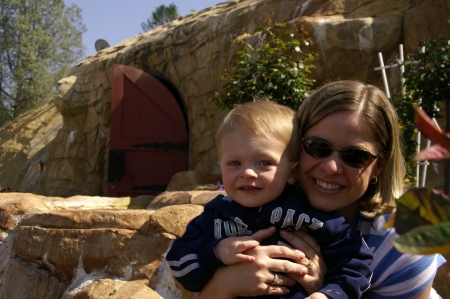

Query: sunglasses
[301,138,382,168]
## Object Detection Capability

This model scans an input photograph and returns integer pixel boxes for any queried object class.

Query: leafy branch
[214,22,317,111]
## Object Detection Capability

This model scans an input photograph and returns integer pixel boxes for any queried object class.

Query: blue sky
[64,0,224,58]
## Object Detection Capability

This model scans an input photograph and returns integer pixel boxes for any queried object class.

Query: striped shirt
[356,214,446,299]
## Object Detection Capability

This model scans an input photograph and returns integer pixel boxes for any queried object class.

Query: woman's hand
[194,227,309,299]
[280,229,327,295]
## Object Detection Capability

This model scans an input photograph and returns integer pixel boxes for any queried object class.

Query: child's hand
[215,236,260,265]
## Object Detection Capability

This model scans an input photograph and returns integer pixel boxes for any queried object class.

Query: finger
[252,226,276,242]
[235,239,260,253]
[265,286,290,296]
[280,229,318,259]
[268,256,308,276]
[235,253,255,263]
[277,240,293,249]
[261,244,305,261]
[291,229,321,255]
[269,273,296,287]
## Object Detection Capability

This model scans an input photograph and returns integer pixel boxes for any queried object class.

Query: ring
[307,259,314,269]
[272,273,282,285]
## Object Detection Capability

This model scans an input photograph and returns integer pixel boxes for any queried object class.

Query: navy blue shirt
[166,188,373,298]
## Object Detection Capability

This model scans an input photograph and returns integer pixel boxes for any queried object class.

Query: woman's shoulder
[356,214,396,241]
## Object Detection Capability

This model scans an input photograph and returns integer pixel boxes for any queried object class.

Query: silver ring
[272,273,282,285]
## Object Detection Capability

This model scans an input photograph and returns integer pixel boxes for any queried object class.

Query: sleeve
[315,216,373,299]
[165,212,226,292]
[363,218,446,299]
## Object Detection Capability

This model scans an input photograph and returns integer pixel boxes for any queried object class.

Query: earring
[371,177,378,185]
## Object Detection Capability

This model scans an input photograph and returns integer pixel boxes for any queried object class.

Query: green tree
[0,0,85,126]
[394,37,450,184]
[141,3,179,32]
[214,22,316,112]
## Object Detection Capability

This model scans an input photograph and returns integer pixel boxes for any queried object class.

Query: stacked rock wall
[1,189,449,298]
[0,181,228,298]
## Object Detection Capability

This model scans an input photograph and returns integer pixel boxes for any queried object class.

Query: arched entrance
[107,64,188,197]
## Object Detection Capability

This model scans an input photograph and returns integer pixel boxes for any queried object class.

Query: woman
[195,80,446,298]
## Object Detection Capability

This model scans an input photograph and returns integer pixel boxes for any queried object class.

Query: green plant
[402,37,450,118]
[387,107,450,255]
[214,22,317,111]
[392,93,418,183]
[393,37,450,184]
[386,37,450,255]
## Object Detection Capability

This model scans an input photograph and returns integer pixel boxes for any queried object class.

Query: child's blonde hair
[216,100,299,162]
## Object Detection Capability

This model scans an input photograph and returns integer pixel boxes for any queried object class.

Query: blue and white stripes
[356,214,446,299]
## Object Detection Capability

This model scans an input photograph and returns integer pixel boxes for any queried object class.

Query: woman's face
[298,110,385,221]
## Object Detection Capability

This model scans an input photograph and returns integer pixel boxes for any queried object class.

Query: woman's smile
[314,179,341,190]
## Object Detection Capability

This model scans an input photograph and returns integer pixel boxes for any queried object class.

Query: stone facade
[1,0,449,196]
[37,0,450,196]
[0,189,448,298]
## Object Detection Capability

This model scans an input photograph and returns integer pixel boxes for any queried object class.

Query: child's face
[218,125,297,208]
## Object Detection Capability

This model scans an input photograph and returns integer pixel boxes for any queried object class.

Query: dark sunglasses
[301,138,382,168]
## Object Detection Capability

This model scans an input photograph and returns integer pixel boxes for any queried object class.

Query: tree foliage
[402,37,450,117]
[141,3,179,32]
[0,0,85,126]
[214,22,316,112]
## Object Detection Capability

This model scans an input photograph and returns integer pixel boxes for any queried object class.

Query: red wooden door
[107,64,188,197]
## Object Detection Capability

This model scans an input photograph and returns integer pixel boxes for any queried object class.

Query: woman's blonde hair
[216,100,299,162]
[296,80,406,217]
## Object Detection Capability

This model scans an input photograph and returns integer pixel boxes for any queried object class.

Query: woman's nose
[321,152,344,174]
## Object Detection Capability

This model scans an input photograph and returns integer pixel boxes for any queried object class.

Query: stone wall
[1,0,449,196]
[0,181,227,298]
[0,188,449,298]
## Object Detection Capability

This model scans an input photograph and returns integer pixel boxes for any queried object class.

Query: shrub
[214,22,317,111]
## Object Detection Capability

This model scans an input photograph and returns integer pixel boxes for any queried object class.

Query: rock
[144,204,204,237]
[1,259,69,299]
[20,209,153,230]
[166,170,222,191]
[148,190,226,210]
[68,279,160,299]
[0,193,50,229]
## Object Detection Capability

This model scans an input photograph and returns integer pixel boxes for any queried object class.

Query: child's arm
[215,236,259,265]
[166,214,226,292]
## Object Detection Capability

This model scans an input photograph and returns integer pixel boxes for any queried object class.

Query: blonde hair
[216,100,299,162]
[296,80,406,217]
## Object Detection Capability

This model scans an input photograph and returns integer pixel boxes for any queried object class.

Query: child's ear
[287,163,298,185]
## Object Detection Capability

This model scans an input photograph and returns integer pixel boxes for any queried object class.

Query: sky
[64,0,224,58]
